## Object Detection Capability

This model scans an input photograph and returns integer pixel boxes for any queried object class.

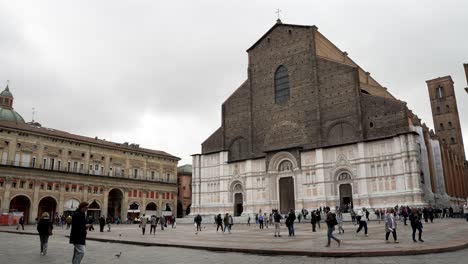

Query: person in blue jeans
[324,207,341,247]
[287,208,296,236]
[70,202,90,264]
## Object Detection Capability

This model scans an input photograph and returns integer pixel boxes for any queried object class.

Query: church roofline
[246,23,317,52]
[426,75,453,84]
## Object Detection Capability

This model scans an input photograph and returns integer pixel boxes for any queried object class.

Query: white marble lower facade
[192,132,457,216]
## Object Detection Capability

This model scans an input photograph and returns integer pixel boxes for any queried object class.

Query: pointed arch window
[274,65,290,103]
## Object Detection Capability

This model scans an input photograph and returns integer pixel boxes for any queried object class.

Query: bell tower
[426,76,465,159]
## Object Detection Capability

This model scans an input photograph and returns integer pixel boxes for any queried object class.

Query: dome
[0,85,13,98]
[0,107,25,123]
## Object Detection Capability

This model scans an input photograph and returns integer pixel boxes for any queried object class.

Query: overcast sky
[1,0,467,165]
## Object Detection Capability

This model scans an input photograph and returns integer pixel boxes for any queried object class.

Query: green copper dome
[0,85,13,98]
[0,107,25,123]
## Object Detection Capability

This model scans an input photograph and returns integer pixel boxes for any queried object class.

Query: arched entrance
[279,177,295,214]
[339,184,353,212]
[234,193,243,216]
[145,202,158,217]
[177,200,183,218]
[107,188,123,219]
[87,200,101,220]
[9,195,31,224]
[127,202,140,222]
[38,197,57,220]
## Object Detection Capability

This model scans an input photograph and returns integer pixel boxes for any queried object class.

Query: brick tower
[427,76,465,159]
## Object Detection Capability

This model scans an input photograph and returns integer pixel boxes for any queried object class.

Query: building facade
[0,86,179,223]
[176,164,192,217]
[192,21,468,216]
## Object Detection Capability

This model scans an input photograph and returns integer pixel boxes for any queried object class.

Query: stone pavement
[1,218,467,258]
[1,232,468,264]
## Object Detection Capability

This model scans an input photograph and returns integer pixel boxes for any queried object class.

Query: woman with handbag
[37,212,53,256]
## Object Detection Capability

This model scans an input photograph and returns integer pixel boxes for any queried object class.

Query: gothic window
[278,160,293,171]
[436,86,444,99]
[233,183,242,192]
[274,65,290,104]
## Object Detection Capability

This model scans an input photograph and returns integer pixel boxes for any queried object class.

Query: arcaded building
[0,85,179,223]
[192,21,468,216]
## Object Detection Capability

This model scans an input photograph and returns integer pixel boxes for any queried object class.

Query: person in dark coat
[216,214,224,232]
[286,209,296,237]
[37,212,53,255]
[409,208,424,242]
[194,214,202,234]
[17,216,25,230]
[98,216,105,232]
[70,202,89,264]
[310,210,317,232]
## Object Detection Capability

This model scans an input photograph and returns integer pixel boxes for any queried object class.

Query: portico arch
[336,171,353,212]
[9,195,31,224]
[38,196,57,220]
[108,188,123,219]
[268,151,298,172]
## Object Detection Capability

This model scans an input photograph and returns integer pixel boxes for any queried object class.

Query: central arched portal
[339,184,353,212]
[108,189,123,219]
[38,197,57,220]
[279,177,295,214]
[87,200,101,219]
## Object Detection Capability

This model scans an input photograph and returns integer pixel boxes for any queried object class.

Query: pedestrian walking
[324,207,341,247]
[98,216,105,232]
[316,210,322,229]
[70,202,90,264]
[350,209,356,225]
[384,209,399,243]
[16,216,25,230]
[264,213,269,229]
[223,213,229,233]
[150,215,157,235]
[337,211,344,234]
[286,208,296,237]
[273,210,282,237]
[356,208,368,236]
[298,213,302,223]
[247,215,251,226]
[258,214,264,229]
[216,214,224,232]
[194,214,202,234]
[106,216,112,232]
[409,208,424,242]
[366,209,370,221]
[37,212,53,256]
[172,216,176,228]
[140,214,147,235]
[159,216,165,230]
[87,216,94,231]
[311,210,317,232]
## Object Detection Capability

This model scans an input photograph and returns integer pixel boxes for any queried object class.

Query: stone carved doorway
[279,177,295,214]
[234,193,243,216]
[339,183,353,212]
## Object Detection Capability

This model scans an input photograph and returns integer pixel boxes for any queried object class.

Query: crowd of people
[14,201,467,263]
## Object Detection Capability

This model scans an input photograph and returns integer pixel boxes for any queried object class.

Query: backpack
[331,213,338,226]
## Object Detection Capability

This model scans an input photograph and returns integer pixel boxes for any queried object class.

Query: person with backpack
[324,207,341,247]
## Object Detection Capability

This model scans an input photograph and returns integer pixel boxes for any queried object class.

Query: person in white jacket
[384,208,399,243]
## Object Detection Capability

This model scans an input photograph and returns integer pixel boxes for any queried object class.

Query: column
[58,184,65,216]
[141,190,147,215]
[102,188,109,217]
[121,190,129,220]
[30,181,40,223]
[83,185,89,202]
[2,178,12,214]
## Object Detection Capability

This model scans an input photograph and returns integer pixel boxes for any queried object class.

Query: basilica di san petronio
[1,14,468,264]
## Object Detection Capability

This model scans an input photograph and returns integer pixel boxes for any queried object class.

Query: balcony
[0,160,177,184]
